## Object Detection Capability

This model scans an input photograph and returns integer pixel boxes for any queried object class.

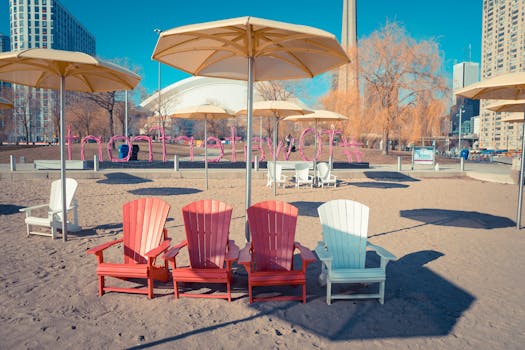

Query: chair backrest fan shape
[318,199,369,269]
[48,178,78,219]
[183,199,233,269]
[123,197,170,264]
[247,200,297,272]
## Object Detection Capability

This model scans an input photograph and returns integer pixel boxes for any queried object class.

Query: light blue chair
[315,199,396,304]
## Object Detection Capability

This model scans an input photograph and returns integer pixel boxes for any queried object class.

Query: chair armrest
[238,244,252,265]
[367,241,396,261]
[19,204,48,214]
[86,238,124,255]
[145,238,172,259]
[163,240,187,260]
[314,241,333,262]
[225,240,240,261]
[294,242,317,262]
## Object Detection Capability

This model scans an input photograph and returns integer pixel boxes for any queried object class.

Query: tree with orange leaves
[326,21,449,154]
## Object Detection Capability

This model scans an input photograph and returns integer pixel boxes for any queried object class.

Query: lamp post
[458,105,464,156]
[154,28,162,139]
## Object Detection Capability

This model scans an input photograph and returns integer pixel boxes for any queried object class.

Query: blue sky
[1,0,482,103]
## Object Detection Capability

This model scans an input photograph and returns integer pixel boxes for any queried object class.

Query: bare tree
[255,81,296,139]
[358,21,449,154]
[14,87,40,144]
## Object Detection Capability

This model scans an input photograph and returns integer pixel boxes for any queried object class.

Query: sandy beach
[1,164,524,349]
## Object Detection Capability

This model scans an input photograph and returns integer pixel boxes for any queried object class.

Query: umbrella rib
[155,31,247,58]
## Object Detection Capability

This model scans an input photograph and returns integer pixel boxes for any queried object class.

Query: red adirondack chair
[239,200,316,303]
[87,197,171,299]
[164,199,239,301]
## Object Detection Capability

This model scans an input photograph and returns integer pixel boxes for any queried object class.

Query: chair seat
[171,267,229,283]
[97,263,149,279]
[25,216,52,227]
[249,270,306,286]
[330,268,385,283]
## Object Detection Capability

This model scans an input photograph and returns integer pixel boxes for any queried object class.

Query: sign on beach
[412,146,435,169]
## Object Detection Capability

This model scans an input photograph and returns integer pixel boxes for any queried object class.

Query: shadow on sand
[97,173,153,185]
[364,171,420,182]
[128,250,474,348]
[0,204,25,215]
[128,187,201,196]
[347,181,410,189]
[400,208,515,229]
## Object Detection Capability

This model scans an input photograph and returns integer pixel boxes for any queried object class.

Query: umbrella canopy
[236,100,313,195]
[455,72,525,230]
[0,97,13,109]
[171,104,233,190]
[485,99,525,114]
[0,48,140,241]
[284,109,348,185]
[153,16,349,240]
[455,72,525,100]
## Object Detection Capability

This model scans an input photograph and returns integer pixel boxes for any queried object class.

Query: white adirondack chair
[294,163,313,188]
[266,162,287,188]
[20,178,81,239]
[316,162,337,188]
[315,199,396,304]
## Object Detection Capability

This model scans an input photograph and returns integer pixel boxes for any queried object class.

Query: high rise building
[8,0,96,142]
[480,0,525,150]
[452,62,480,139]
[0,33,10,52]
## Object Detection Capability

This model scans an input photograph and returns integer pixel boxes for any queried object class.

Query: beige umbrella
[456,72,525,230]
[0,48,140,241]
[235,100,313,195]
[152,16,349,240]
[284,109,348,185]
[170,104,232,190]
[0,97,13,109]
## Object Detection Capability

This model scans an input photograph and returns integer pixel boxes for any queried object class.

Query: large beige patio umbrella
[284,109,348,185]
[0,97,13,109]
[456,72,525,230]
[0,48,140,241]
[235,100,313,195]
[152,16,349,239]
[170,104,233,190]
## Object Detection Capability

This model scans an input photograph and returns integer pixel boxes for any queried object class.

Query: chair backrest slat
[247,200,297,271]
[49,178,78,215]
[318,199,369,269]
[183,199,233,269]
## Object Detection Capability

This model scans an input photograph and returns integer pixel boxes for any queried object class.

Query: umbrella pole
[204,116,208,190]
[517,109,525,230]
[60,75,68,241]
[273,116,277,196]
[313,119,318,187]
[245,56,254,241]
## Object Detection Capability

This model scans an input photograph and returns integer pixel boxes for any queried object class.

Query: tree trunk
[382,130,389,155]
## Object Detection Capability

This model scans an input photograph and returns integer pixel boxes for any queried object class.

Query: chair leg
[379,280,385,304]
[327,281,332,305]
[26,224,30,237]
[98,275,105,296]
[248,282,253,304]
[147,277,154,299]
[174,281,179,299]
[227,280,231,302]
[302,283,306,304]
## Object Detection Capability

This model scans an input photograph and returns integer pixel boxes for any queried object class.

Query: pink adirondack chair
[87,197,171,299]
[164,199,239,301]
[239,200,317,303]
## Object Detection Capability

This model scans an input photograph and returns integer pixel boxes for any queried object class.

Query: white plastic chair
[294,163,313,188]
[20,178,81,239]
[266,162,287,188]
[315,199,396,304]
[316,162,337,187]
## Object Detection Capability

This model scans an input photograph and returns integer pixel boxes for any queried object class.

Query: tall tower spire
[338,0,358,94]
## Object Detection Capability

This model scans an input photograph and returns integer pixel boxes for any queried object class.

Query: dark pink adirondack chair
[164,199,239,301]
[87,197,171,299]
[239,200,316,303]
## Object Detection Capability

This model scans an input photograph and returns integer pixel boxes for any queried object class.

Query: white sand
[1,175,524,349]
